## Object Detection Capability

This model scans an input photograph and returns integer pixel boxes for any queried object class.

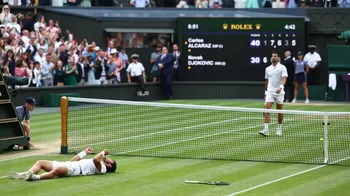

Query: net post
[323,114,329,164]
[60,96,68,154]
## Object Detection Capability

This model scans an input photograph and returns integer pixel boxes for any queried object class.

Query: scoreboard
[177,18,306,81]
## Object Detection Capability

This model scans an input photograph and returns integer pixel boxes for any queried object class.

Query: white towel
[328,73,337,90]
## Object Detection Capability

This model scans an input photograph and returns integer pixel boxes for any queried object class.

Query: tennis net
[61,97,350,166]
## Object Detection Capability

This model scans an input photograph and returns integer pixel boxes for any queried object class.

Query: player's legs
[9,160,53,180]
[303,82,309,103]
[276,97,284,136]
[26,166,68,181]
[29,160,54,174]
[22,123,34,147]
[292,82,299,103]
[260,95,274,136]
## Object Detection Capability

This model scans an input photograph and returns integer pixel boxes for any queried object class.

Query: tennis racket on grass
[185,180,230,186]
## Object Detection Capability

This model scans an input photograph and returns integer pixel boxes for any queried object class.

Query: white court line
[227,156,350,196]
[0,175,8,179]
[0,152,50,162]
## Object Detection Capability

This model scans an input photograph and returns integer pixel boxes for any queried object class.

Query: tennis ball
[320,138,324,141]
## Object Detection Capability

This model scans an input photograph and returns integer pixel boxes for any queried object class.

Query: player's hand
[103,149,110,156]
[276,88,282,94]
[85,147,93,154]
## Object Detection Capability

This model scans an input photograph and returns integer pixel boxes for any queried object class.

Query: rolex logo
[223,24,228,30]
[255,24,261,30]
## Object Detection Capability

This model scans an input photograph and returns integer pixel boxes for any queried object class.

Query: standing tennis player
[260,53,288,136]
[15,97,36,147]
[9,148,117,181]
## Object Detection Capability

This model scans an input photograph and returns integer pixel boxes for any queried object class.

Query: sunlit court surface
[1,99,350,196]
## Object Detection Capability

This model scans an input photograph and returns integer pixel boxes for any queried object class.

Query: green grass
[1,100,350,196]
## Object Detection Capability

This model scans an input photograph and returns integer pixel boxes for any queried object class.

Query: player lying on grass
[9,148,117,181]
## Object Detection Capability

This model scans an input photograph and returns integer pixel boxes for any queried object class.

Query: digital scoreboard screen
[177,18,305,81]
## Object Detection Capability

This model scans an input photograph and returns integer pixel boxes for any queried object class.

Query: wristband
[101,150,105,157]
[78,151,87,159]
[265,91,267,95]
[279,85,284,89]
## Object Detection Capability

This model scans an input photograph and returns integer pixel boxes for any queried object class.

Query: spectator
[130,0,150,7]
[7,15,21,34]
[67,0,82,6]
[52,0,64,6]
[80,0,92,7]
[127,54,146,93]
[111,48,122,83]
[68,47,79,63]
[58,44,69,65]
[34,48,45,66]
[211,0,222,7]
[76,54,85,85]
[38,0,51,6]
[0,5,12,25]
[8,0,22,6]
[21,8,37,32]
[150,44,161,82]
[54,60,65,86]
[172,43,181,81]
[18,51,30,67]
[22,0,35,6]
[16,40,26,55]
[32,61,42,87]
[106,40,114,55]
[94,50,108,85]
[41,54,55,87]
[3,49,15,76]
[106,54,116,84]
[14,60,29,78]
[46,20,61,40]
[64,57,78,85]
[21,30,30,47]
[177,0,189,7]
[84,54,95,85]
[0,39,5,59]
[34,16,46,32]
[119,46,129,83]
[235,0,247,7]
[195,0,208,7]
[272,0,286,7]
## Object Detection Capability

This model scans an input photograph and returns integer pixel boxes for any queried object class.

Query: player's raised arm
[70,148,93,162]
[93,149,109,172]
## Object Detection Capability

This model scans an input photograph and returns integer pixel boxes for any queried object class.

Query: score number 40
[250,40,296,47]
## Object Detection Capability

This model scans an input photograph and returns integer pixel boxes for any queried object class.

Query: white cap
[94,46,100,51]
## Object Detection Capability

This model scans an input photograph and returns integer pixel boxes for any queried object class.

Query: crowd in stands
[177,0,346,8]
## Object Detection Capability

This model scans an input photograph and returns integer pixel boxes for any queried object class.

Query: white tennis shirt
[68,159,107,175]
[127,62,145,77]
[265,63,288,95]
[304,52,322,68]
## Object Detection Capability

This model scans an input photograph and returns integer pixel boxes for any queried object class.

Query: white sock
[278,124,282,129]
[264,123,269,130]
[33,175,40,180]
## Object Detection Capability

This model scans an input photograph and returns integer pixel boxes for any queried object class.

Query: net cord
[67,97,350,116]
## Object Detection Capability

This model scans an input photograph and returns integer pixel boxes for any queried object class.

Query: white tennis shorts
[265,94,284,104]
[52,161,81,176]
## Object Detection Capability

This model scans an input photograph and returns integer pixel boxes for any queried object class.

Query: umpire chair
[0,74,30,153]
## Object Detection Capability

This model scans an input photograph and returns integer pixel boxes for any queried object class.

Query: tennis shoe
[305,99,310,104]
[276,128,282,136]
[9,171,27,179]
[25,171,34,181]
[292,99,296,103]
[259,129,269,136]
